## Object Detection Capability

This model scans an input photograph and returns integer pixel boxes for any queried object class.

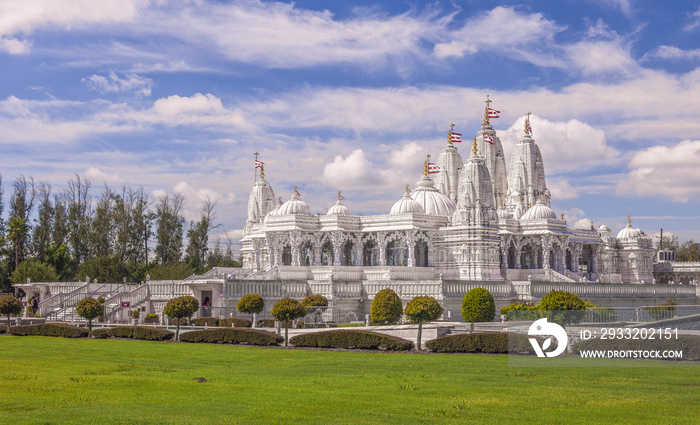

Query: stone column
[377,233,388,266]
[514,239,522,269]
[406,231,416,267]
[542,237,552,270]
[313,234,322,266]
[330,232,344,267]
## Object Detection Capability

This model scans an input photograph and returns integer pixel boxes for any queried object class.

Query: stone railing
[39,284,89,318]
[147,280,194,300]
[222,281,284,299]
[442,281,514,299]
[332,281,364,298]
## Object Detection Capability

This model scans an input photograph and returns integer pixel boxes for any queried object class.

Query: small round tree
[0,295,23,329]
[461,288,495,322]
[76,297,104,337]
[404,296,444,350]
[237,294,265,324]
[271,297,306,346]
[164,295,200,341]
[370,289,403,325]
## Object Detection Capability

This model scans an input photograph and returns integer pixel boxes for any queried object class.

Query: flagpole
[254,152,259,182]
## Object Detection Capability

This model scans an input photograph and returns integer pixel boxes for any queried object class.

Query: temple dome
[616,222,642,240]
[521,199,556,221]
[263,201,282,223]
[278,189,311,215]
[410,175,456,216]
[390,187,424,215]
[598,224,611,233]
[327,200,350,216]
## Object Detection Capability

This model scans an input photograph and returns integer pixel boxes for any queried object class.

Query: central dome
[410,175,456,216]
[390,186,425,215]
[277,188,311,215]
[520,199,556,221]
[617,222,642,240]
[327,200,351,216]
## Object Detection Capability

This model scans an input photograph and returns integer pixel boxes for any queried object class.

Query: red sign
[121,301,130,308]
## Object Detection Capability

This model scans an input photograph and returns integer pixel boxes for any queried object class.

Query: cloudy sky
[1,0,700,251]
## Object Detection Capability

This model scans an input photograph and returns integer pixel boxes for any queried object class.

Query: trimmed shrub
[271,297,307,346]
[539,290,587,325]
[131,310,140,319]
[92,326,174,341]
[219,318,252,328]
[426,333,536,354]
[302,294,328,310]
[404,296,443,350]
[164,295,199,341]
[76,297,104,335]
[171,317,189,326]
[257,319,276,328]
[290,330,414,351]
[179,328,283,345]
[461,288,496,322]
[237,294,265,322]
[0,294,23,329]
[370,289,403,325]
[500,302,542,321]
[9,323,88,338]
[193,317,220,327]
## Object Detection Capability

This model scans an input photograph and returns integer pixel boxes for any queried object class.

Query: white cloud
[82,72,153,96]
[84,166,126,184]
[0,36,31,54]
[433,6,565,67]
[323,149,378,191]
[566,40,637,75]
[574,218,594,230]
[644,45,700,61]
[497,115,618,174]
[617,139,700,202]
[0,0,148,52]
[173,180,235,222]
[547,179,579,200]
[684,6,700,32]
[151,0,444,71]
[558,207,585,224]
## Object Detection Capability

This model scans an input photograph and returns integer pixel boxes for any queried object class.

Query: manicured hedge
[92,326,174,341]
[219,318,252,328]
[9,323,88,338]
[193,317,219,327]
[426,332,536,354]
[573,334,700,361]
[289,330,414,351]
[179,328,283,345]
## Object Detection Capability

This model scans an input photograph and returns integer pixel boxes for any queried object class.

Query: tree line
[0,173,239,293]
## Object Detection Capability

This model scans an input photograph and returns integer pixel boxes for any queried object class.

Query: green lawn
[1,336,699,424]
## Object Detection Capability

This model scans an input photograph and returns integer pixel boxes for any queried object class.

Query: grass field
[2,336,700,424]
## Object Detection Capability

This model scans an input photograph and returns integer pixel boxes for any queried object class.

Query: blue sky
[1,0,700,251]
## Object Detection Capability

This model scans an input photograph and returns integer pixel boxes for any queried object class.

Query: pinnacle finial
[260,164,265,179]
[525,112,533,136]
[448,123,455,145]
[293,185,299,196]
[628,214,631,225]
[278,197,282,205]
[337,190,342,201]
[472,136,478,155]
[405,184,410,194]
